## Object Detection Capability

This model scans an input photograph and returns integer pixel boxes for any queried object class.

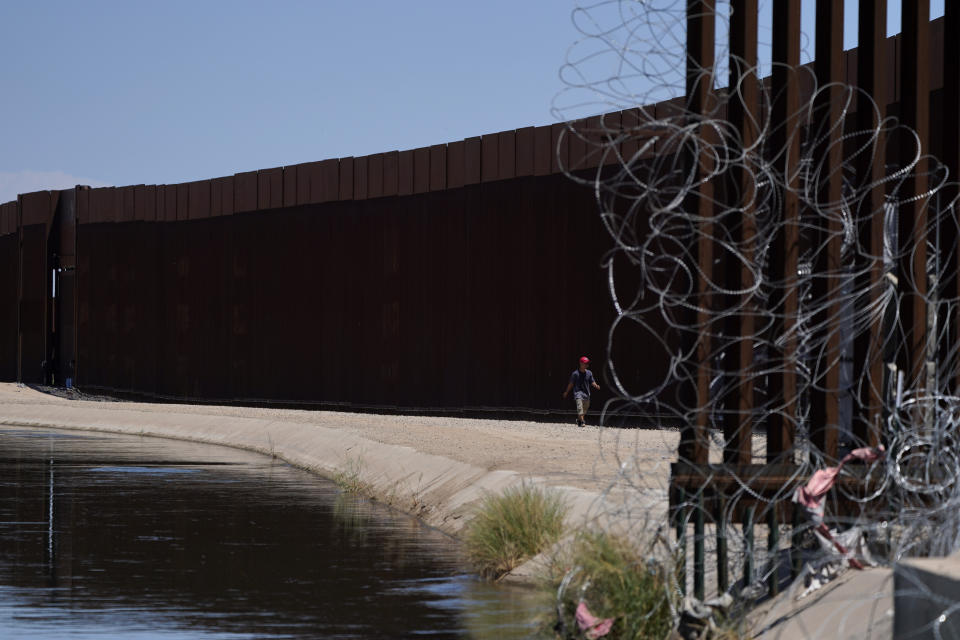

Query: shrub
[551,532,675,639]
[464,483,569,579]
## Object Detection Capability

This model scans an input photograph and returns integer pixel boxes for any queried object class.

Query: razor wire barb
[551,1,960,637]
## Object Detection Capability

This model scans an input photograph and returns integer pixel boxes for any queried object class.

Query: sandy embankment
[0,383,678,580]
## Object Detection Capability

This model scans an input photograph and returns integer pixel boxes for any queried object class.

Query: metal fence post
[694,491,705,599]
[743,505,755,586]
[717,496,728,593]
[676,487,687,595]
[768,504,779,597]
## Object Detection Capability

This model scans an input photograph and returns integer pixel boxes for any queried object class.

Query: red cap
[579,356,590,364]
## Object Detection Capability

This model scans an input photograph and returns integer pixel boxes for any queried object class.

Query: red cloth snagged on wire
[794,446,884,511]
[575,601,614,638]
[793,446,884,570]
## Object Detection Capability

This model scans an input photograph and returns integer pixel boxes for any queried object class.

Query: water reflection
[0,427,540,638]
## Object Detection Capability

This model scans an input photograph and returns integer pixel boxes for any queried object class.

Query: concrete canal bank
[0,383,676,581]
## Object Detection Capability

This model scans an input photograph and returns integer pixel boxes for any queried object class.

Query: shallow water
[0,426,541,638]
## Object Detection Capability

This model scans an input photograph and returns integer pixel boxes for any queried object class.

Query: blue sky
[0,1,944,204]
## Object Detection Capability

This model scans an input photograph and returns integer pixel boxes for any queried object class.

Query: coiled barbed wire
[551,1,960,636]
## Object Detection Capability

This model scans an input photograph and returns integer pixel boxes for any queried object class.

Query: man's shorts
[575,396,590,415]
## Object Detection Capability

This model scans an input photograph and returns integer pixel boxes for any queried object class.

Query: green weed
[332,455,369,495]
[549,532,675,640]
[464,483,569,579]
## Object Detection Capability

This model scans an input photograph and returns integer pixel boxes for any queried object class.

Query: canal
[0,426,541,638]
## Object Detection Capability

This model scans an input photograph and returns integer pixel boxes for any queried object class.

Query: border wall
[0,16,949,419]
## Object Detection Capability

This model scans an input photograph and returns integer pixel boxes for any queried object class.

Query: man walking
[562,356,600,427]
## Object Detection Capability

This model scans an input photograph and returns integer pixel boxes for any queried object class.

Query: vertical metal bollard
[716,497,728,593]
[676,488,687,596]
[791,501,802,578]
[768,505,779,597]
[743,505,755,587]
[694,492,705,600]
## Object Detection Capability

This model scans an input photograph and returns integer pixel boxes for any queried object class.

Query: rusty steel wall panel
[134,185,156,222]
[2,202,13,234]
[99,224,121,389]
[353,155,369,200]
[767,0,806,462]
[21,191,53,227]
[282,165,297,207]
[598,112,620,166]
[155,185,165,224]
[353,199,378,404]
[727,0,759,465]
[900,0,931,388]
[550,123,569,174]
[854,0,888,447]
[583,115,604,168]
[176,183,189,222]
[429,145,446,191]
[193,217,229,398]
[120,186,135,222]
[515,126,534,176]
[383,151,399,196]
[439,187,469,406]
[497,131,515,180]
[234,171,258,212]
[315,201,347,401]
[511,176,538,406]
[19,224,48,383]
[447,141,465,188]
[295,160,339,205]
[368,153,384,199]
[134,219,158,393]
[567,120,588,172]
[155,220,179,396]
[620,108,640,162]
[76,188,89,226]
[413,147,430,194]
[221,176,236,215]
[227,212,255,399]
[18,192,55,383]
[398,150,414,195]
[210,177,235,216]
[339,157,354,200]
[533,125,552,176]
[686,0,717,465]
[474,179,508,403]
[480,134,498,182]
[188,181,211,220]
[258,168,283,210]
[376,195,401,406]
[0,210,16,380]
[654,98,685,156]
[76,223,96,386]
[57,190,77,262]
[409,192,436,405]
[464,136,482,185]
[0,202,12,235]
[111,187,123,224]
[112,221,136,389]
[295,161,320,205]
[931,15,944,92]
[319,159,339,203]
[87,187,111,224]
[163,185,178,222]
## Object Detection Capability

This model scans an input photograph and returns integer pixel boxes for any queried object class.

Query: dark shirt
[569,369,595,399]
